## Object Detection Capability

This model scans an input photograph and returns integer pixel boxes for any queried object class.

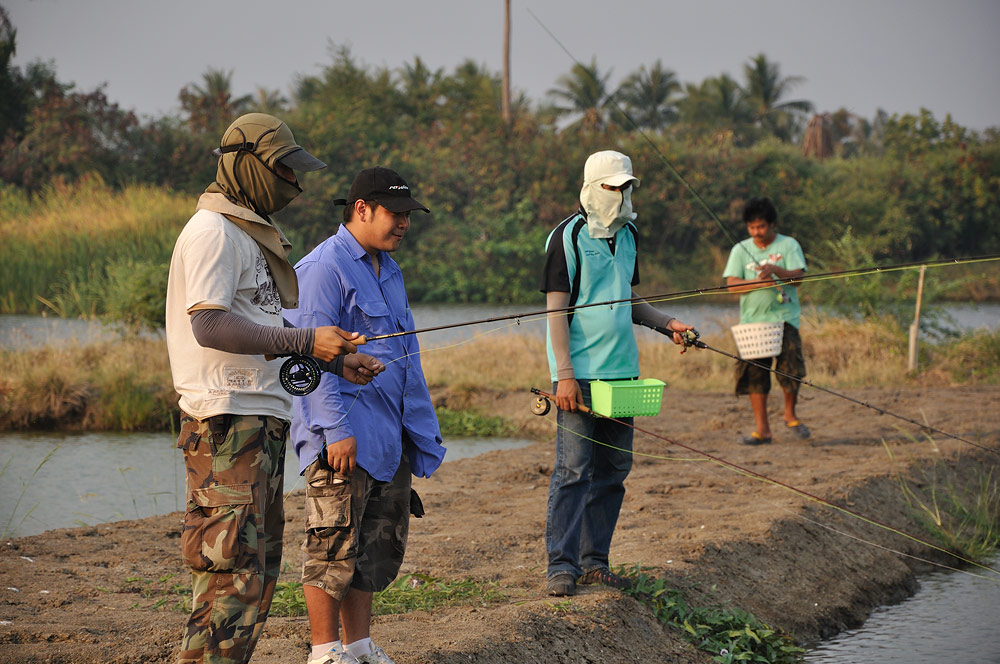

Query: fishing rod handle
[530,387,593,415]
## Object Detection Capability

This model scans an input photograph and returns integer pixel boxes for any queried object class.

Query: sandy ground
[1,384,998,664]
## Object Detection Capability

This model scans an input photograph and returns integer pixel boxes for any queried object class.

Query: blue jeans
[545,380,634,579]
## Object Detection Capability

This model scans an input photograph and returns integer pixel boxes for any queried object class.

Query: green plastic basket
[590,378,665,417]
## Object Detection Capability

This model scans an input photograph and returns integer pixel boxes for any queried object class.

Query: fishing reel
[680,328,703,348]
[531,395,552,416]
[278,354,322,396]
[529,387,552,416]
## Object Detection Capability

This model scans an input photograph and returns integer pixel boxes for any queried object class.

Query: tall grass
[0,337,175,430]
[886,440,1000,561]
[0,320,996,432]
[0,176,189,315]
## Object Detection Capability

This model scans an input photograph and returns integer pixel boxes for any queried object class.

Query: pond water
[805,557,1000,663]
[2,301,997,351]
[0,431,531,539]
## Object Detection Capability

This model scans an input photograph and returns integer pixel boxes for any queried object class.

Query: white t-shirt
[165,208,292,420]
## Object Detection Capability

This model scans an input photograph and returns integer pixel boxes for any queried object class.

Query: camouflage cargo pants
[175,413,288,664]
[301,450,412,599]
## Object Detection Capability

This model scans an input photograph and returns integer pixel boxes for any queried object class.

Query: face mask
[580,182,637,238]
[212,152,303,217]
[249,160,303,215]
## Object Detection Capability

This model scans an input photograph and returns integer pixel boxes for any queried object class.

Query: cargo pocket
[181,482,260,574]
[304,472,354,561]
[176,414,202,451]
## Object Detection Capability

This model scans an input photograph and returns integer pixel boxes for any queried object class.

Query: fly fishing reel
[531,395,552,416]
[279,355,322,396]
[529,387,552,416]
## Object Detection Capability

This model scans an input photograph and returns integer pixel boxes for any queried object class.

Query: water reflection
[806,557,1000,663]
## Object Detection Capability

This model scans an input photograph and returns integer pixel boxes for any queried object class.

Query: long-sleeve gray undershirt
[189,309,347,377]
[190,308,314,356]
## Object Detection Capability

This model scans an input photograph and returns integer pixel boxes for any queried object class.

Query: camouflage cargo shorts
[734,322,806,396]
[301,450,412,599]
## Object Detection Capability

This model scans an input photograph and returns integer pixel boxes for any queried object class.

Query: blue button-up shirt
[286,225,445,480]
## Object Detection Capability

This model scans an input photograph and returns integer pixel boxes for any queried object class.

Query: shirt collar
[334,224,399,278]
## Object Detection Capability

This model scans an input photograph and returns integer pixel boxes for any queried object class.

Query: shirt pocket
[354,298,393,336]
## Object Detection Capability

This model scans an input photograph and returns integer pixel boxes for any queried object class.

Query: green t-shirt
[722,233,806,328]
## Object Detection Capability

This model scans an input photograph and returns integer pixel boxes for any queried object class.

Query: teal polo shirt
[540,212,640,382]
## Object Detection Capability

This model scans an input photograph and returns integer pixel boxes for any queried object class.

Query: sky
[6,0,1000,131]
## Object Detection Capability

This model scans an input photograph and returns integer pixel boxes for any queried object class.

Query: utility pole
[501,0,512,123]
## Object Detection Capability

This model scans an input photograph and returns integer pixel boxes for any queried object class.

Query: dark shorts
[300,450,412,599]
[734,322,806,396]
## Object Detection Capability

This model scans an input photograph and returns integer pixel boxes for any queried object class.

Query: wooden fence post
[907,265,927,371]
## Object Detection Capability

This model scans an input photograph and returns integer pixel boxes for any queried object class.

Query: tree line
[2,9,998,306]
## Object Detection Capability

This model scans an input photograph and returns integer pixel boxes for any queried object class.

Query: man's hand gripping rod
[638,321,706,349]
[530,326,701,416]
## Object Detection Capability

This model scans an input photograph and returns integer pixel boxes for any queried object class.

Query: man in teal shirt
[724,196,810,445]
[540,150,693,597]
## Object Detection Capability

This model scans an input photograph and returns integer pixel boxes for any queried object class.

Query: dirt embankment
[1,385,998,664]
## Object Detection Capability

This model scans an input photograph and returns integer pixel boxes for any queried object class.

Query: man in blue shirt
[540,150,694,597]
[287,167,446,664]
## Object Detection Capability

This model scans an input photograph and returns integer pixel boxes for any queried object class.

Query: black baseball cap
[345,166,429,214]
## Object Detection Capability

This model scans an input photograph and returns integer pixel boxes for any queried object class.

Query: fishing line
[661,329,1000,458]
[535,387,1000,579]
[365,254,1000,342]
[778,503,1000,583]
[360,256,997,458]
[359,259,997,457]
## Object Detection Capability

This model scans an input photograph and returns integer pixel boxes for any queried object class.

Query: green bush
[102,258,169,334]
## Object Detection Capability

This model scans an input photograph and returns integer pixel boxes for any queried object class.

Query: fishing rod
[528,385,1000,579]
[636,326,1000,458]
[525,7,787,301]
[364,254,1000,342]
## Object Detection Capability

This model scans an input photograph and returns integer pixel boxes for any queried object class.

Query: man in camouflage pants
[175,415,289,662]
[166,113,380,664]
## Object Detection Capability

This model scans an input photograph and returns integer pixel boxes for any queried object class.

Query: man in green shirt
[723,197,810,445]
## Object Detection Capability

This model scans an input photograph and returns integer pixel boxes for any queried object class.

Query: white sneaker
[308,648,360,664]
[355,642,395,664]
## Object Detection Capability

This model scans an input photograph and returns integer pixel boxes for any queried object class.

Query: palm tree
[251,87,287,115]
[677,74,755,143]
[615,60,681,131]
[546,58,612,131]
[742,53,813,141]
[397,56,444,123]
[179,68,252,132]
